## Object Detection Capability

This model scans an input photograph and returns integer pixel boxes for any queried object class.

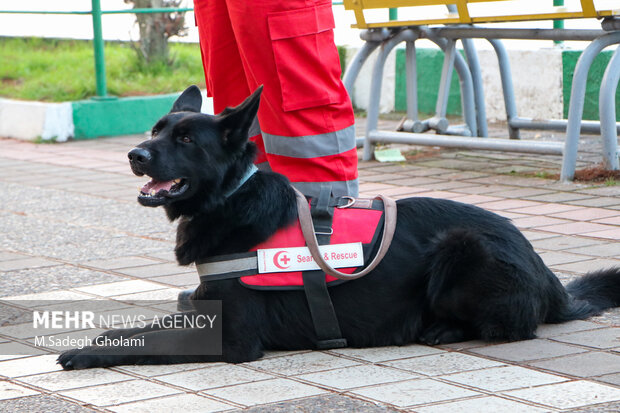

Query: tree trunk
[126,0,186,66]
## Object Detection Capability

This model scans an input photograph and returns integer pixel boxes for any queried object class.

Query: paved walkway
[0,122,619,412]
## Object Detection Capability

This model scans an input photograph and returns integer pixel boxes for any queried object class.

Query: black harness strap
[302,184,347,349]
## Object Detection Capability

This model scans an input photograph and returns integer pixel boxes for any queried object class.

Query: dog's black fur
[58,86,620,369]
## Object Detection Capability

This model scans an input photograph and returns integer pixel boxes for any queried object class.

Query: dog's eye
[180,136,192,144]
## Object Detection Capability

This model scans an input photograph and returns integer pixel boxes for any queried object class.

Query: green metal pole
[91,0,108,98]
[553,0,564,45]
[389,8,398,21]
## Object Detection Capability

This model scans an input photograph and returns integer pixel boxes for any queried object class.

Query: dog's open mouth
[138,177,189,206]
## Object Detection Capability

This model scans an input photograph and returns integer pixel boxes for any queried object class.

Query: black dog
[58,86,620,369]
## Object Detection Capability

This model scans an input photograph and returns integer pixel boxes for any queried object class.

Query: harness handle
[293,187,397,280]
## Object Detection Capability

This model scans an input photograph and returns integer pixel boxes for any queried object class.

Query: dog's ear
[218,86,263,148]
[170,85,202,113]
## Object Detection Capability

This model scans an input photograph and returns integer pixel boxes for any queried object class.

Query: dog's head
[128,85,262,219]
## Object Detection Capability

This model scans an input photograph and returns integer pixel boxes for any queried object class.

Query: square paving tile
[595,373,620,387]
[349,378,480,408]
[75,280,166,297]
[540,222,613,236]
[477,199,542,211]
[201,377,326,407]
[538,251,592,266]
[1,290,92,302]
[59,379,181,407]
[108,394,235,413]
[553,208,620,221]
[155,364,274,391]
[594,216,620,225]
[527,193,592,203]
[414,395,550,413]
[0,355,62,377]
[152,273,198,287]
[242,351,359,375]
[469,339,588,362]
[384,352,504,376]
[504,380,620,409]
[83,256,161,270]
[551,328,620,349]
[0,394,92,412]
[115,362,222,377]
[535,320,605,338]
[0,258,60,272]
[0,251,27,261]
[583,228,620,240]
[296,364,420,390]
[520,230,557,242]
[510,203,582,216]
[114,263,194,278]
[0,382,39,401]
[440,365,567,392]
[528,351,620,378]
[17,368,132,391]
[111,287,183,301]
[0,265,122,298]
[552,259,620,274]
[531,236,604,251]
[512,216,572,229]
[564,243,620,258]
[329,344,444,363]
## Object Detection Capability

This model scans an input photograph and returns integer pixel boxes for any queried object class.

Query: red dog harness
[196,198,385,288]
[196,186,389,349]
[241,205,383,288]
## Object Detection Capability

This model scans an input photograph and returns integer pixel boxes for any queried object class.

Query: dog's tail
[554,267,620,322]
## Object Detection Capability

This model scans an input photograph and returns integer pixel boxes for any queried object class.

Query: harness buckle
[337,196,356,209]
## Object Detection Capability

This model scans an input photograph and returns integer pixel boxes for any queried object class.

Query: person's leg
[193,0,269,169]
[226,0,358,197]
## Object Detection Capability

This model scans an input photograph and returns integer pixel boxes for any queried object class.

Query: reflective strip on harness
[196,256,257,278]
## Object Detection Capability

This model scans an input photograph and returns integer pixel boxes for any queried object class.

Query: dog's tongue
[141,179,174,195]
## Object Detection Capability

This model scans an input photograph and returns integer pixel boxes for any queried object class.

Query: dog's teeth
[150,189,156,196]
[173,179,181,184]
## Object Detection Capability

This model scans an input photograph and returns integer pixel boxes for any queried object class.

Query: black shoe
[177,288,196,312]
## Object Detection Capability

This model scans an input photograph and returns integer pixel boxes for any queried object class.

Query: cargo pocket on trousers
[268,4,344,112]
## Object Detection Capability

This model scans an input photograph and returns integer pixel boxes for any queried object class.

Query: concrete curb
[0,98,74,142]
[0,91,214,142]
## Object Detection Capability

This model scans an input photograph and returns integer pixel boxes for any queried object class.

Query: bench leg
[487,39,521,140]
[561,32,620,181]
[343,40,381,97]
[363,29,418,161]
[404,40,426,133]
[462,37,488,137]
[599,45,620,170]
[422,29,477,138]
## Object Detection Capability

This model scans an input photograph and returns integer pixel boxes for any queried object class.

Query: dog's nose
[128,147,152,165]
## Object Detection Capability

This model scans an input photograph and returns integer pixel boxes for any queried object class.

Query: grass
[0,37,206,102]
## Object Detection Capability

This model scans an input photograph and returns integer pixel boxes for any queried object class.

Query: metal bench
[342,0,620,180]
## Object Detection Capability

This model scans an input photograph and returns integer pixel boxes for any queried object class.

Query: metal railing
[1,1,193,99]
[0,1,393,100]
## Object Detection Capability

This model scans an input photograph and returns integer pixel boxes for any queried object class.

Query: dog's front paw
[57,347,113,370]
[420,322,467,345]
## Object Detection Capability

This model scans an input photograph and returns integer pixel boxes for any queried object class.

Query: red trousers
[193,0,358,196]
